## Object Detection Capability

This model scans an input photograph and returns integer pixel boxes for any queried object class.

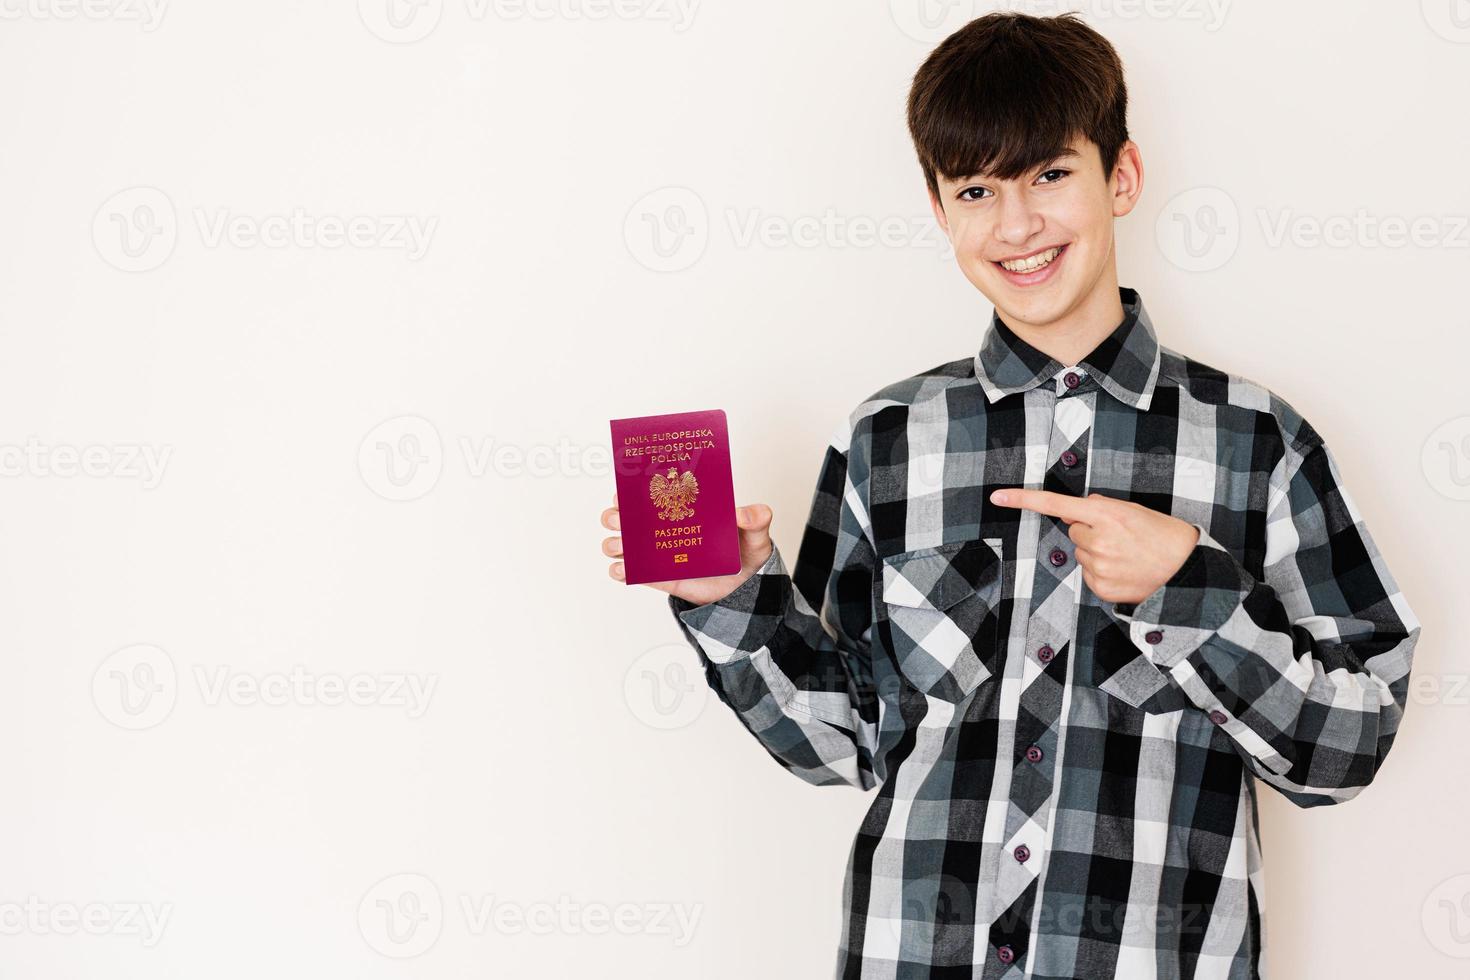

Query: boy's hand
[601,492,776,606]
[989,488,1200,605]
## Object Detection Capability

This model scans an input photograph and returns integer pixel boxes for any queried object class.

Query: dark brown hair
[906,12,1129,201]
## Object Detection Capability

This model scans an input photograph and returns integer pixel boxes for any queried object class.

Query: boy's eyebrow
[959,149,1083,182]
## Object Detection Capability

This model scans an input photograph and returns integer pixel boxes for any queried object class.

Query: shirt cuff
[667,544,787,664]
[1106,522,1253,669]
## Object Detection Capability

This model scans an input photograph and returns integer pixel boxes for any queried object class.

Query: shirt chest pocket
[877,536,1005,703]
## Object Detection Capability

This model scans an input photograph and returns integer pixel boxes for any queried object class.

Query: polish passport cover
[609,409,741,585]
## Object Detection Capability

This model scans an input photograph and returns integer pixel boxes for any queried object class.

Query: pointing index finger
[990,488,1097,525]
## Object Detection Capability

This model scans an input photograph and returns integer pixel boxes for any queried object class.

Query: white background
[1,1,1467,977]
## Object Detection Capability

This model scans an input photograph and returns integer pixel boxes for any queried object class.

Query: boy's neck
[996,275,1128,369]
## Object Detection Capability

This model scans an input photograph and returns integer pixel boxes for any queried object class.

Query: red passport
[609,409,741,585]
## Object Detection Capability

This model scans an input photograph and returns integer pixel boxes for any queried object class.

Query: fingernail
[990,490,1009,505]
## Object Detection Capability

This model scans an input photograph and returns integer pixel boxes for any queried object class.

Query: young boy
[601,12,1420,978]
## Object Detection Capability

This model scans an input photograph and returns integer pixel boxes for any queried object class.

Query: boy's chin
[969,270,1073,326]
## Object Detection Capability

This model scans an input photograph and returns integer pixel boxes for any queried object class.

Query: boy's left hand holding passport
[602,409,774,607]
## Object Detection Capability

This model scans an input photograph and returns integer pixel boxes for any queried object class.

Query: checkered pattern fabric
[668,286,1420,979]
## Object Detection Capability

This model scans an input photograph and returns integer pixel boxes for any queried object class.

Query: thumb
[736,503,773,537]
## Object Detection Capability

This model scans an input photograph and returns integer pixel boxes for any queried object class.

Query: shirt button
[1025,745,1043,764]
[1145,629,1164,645]
[1049,548,1067,567]
[997,945,1016,964]
[1209,709,1229,725]
[1064,371,1081,389]
[1037,645,1055,664]
[1013,844,1031,863]
[1060,450,1078,467]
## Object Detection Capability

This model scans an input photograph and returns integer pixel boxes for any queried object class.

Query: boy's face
[928,137,1142,331]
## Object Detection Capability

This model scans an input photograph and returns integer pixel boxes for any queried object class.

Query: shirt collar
[974,286,1162,411]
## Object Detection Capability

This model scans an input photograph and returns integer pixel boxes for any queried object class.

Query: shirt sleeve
[667,420,880,790]
[1109,432,1421,807]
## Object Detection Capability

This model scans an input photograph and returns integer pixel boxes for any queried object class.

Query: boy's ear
[1111,139,1144,218]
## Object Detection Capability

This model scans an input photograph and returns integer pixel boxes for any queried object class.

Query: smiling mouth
[994,244,1067,273]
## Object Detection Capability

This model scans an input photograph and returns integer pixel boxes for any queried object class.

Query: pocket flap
[1098,654,1172,709]
[1092,616,1186,712]
[881,537,1002,611]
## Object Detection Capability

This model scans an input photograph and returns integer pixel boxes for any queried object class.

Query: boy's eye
[956,168,1068,201]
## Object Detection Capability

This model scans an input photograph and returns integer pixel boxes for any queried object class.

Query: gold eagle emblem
[649,466,698,521]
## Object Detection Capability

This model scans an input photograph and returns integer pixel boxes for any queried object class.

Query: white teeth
[1000,246,1062,273]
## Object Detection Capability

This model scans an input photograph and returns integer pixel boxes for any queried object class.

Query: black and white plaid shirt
[668,286,1421,980]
